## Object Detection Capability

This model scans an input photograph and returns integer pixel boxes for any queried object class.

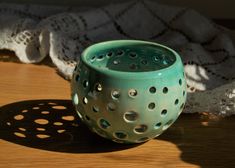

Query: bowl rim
[81,40,182,79]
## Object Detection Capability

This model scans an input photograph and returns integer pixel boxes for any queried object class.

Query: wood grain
[0,62,70,105]
[0,62,235,168]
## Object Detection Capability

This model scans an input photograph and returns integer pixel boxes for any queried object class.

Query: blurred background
[0,0,234,19]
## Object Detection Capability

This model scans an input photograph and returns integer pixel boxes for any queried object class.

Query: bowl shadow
[0,99,138,153]
[1,99,235,167]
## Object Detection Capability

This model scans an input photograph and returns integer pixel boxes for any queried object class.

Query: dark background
[0,0,234,19]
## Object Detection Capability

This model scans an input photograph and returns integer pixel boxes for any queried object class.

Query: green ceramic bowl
[71,40,187,143]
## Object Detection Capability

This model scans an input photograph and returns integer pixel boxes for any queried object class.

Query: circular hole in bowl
[73,93,79,105]
[74,65,78,71]
[112,139,124,143]
[148,102,155,110]
[76,110,83,119]
[83,80,88,88]
[85,115,90,121]
[141,59,148,65]
[97,55,104,60]
[153,55,162,62]
[90,56,96,62]
[111,90,120,99]
[129,63,137,70]
[93,105,99,112]
[175,99,179,105]
[113,59,120,65]
[161,109,167,116]
[163,87,168,94]
[124,111,138,122]
[163,119,174,130]
[95,83,102,92]
[179,79,182,85]
[93,127,107,138]
[106,51,113,57]
[149,87,156,93]
[134,124,148,134]
[83,97,88,104]
[180,103,185,110]
[99,119,111,129]
[136,137,149,143]
[129,52,137,58]
[116,50,124,56]
[183,91,186,96]
[75,74,80,82]
[128,89,138,97]
[107,103,116,111]
[114,132,127,139]
[162,60,168,65]
[154,122,162,129]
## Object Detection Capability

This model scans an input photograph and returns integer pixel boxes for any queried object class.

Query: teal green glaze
[71,40,187,143]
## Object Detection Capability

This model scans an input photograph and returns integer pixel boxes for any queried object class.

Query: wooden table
[0,61,235,168]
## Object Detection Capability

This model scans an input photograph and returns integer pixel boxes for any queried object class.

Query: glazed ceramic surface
[71,40,187,143]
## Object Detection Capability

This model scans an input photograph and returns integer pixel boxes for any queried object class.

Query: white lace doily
[0,0,234,115]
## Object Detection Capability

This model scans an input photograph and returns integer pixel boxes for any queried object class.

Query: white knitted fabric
[0,0,234,115]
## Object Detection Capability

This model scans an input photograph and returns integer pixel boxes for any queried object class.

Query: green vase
[71,40,187,143]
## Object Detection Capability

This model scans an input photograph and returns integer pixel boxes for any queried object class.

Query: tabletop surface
[0,61,235,168]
